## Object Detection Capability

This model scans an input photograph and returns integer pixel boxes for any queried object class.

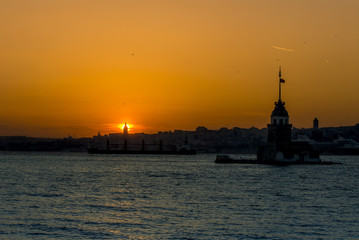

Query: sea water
[0,152,358,239]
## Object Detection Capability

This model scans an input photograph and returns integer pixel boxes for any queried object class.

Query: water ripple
[0,152,358,239]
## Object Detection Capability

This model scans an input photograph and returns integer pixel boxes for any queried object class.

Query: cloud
[272,46,295,52]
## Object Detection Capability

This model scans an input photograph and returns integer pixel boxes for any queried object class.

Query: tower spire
[279,66,282,102]
[278,66,285,102]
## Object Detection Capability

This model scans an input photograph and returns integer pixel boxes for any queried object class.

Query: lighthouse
[267,67,292,151]
[257,67,320,163]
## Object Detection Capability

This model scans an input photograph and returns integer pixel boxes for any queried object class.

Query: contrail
[272,46,295,52]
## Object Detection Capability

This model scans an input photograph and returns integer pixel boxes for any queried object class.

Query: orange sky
[1,0,359,137]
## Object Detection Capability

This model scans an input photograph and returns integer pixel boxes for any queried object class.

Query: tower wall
[267,123,292,150]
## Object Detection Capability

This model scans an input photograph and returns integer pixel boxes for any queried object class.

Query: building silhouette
[313,118,319,129]
[257,68,320,163]
[123,123,129,135]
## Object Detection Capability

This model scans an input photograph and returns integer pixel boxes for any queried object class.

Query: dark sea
[0,152,358,239]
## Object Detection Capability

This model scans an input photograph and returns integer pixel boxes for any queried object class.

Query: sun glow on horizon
[118,123,133,132]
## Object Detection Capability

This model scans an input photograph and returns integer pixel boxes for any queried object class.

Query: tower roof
[271,100,289,117]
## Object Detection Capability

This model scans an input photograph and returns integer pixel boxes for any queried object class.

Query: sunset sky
[1,0,359,137]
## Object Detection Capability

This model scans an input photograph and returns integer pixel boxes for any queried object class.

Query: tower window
[273,119,277,125]
[279,119,283,125]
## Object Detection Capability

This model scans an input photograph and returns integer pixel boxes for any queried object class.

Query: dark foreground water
[0,152,358,239]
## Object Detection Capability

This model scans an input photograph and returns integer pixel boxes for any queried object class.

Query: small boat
[214,154,341,165]
[88,148,196,155]
[215,154,258,164]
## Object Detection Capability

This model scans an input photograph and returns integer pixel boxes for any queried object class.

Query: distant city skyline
[1,0,359,137]
[0,119,358,139]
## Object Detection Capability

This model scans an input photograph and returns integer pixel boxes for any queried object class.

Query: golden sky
[1,0,359,137]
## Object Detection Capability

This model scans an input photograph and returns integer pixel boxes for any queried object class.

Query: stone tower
[123,123,129,135]
[257,67,320,163]
[267,67,292,149]
[257,67,292,162]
